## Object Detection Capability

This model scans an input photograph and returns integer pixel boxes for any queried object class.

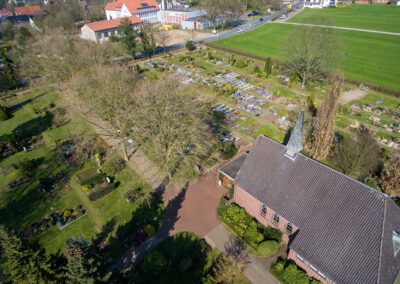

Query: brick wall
[288,250,334,284]
[235,185,335,283]
[234,185,297,243]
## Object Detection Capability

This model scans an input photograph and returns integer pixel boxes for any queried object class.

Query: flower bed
[125,189,145,203]
[57,205,87,230]
[217,201,282,256]
[88,183,116,201]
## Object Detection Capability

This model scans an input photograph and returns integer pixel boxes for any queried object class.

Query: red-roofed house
[105,0,160,23]
[0,8,13,17]
[80,16,142,43]
[14,6,42,16]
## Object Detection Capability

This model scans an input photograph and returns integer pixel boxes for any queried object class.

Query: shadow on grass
[13,113,54,141]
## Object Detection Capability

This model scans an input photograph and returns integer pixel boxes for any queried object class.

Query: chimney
[285,110,304,159]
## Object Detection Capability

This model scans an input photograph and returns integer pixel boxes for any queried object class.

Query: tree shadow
[107,183,189,272]
[13,113,54,141]
[223,234,251,266]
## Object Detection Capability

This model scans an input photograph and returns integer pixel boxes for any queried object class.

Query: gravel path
[283,22,400,36]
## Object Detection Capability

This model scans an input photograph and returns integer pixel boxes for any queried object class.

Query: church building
[219,111,400,283]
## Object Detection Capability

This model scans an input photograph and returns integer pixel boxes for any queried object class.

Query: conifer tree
[65,239,110,284]
[264,57,272,77]
[0,48,17,91]
[0,225,55,284]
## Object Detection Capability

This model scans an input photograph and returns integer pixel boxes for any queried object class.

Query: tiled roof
[14,6,41,16]
[219,153,248,180]
[84,16,142,32]
[104,0,159,14]
[234,135,400,284]
[0,8,13,17]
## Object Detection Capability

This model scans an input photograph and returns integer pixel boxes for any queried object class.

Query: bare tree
[284,16,342,88]
[332,127,381,179]
[199,0,224,30]
[211,254,247,284]
[305,74,343,160]
[379,156,400,196]
[155,29,169,53]
[133,78,215,179]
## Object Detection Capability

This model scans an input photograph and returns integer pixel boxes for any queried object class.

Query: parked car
[259,18,264,22]
[237,29,244,33]
[279,14,286,19]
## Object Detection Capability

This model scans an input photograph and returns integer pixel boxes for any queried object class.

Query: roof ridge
[259,134,387,199]
[377,197,387,284]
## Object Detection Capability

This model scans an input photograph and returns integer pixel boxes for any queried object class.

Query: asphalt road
[137,1,304,58]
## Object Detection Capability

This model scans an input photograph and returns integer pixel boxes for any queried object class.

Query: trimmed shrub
[101,157,125,177]
[63,210,71,219]
[262,226,283,243]
[185,40,195,51]
[79,172,104,186]
[88,183,116,201]
[270,260,322,284]
[257,240,278,257]
[235,61,248,69]
[221,143,238,160]
[144,224,155,237]
[253,66,261,74]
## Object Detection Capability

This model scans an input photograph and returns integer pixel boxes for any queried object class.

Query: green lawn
[289,5,400,33]
[0,88,163,255]
[214,23,400,91]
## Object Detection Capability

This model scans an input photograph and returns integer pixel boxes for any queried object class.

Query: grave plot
[215,72,253,91]
[57,205,87,230]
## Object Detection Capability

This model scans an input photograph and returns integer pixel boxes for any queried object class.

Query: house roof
[105,0,159,14]
[234,135,400,284]
[84,16,142,32]
[0,8,13,17]
[14,6,41,16]
[218,153,248,180]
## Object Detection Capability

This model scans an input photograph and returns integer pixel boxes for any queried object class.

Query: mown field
[214,23,400,91]
[288,5,400,33]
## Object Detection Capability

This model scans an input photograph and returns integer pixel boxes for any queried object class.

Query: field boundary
[204,42,400,97]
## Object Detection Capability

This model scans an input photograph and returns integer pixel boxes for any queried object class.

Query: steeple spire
[285,110,304,158]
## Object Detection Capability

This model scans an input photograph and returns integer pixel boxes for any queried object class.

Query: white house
[159,6,206,26]
[105,0,160,23]
[80,16,142,43]
[303,0,337,8]
[181,15,224,30]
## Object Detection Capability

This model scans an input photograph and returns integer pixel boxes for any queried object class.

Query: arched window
[272,213,279,226]
[260,205,267,218]
[286,223,293,235]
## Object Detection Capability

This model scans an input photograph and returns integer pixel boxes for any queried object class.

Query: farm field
[214,23,400,91]
[288,5,400,33]
[0,88,164,255]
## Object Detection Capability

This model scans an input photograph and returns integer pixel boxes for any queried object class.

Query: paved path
[205,224,280,284]
[110,171,227,270]
[283,22,400,36]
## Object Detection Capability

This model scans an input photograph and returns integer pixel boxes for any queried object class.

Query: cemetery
[0,87,164,255]
[138,46,400,155]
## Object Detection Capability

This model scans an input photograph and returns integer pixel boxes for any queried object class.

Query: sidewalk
[205,224,280,284]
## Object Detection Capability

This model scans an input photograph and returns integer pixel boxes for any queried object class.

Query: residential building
[105,0,159,23]
[357,0,389,3]
[181,15,224,30]
[159,5,206,26]
[14,6,42,16]
[304,0,337,8]
[0,8,13,17]
[219,111,400,284]
[80,16,142,43]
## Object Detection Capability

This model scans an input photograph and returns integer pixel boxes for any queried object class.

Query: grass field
[214,23,400,91]
[0,88,163,254]
[289,5,400,33]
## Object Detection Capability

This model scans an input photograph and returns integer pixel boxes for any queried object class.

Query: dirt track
[164,29,212,46]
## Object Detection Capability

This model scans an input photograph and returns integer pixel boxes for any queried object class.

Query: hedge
[270,259,321,284]
[79,172,105,186]
[88,183,115,201]
[257,240,279,257]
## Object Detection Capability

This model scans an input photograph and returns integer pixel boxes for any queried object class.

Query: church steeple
[285,110,304,158]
